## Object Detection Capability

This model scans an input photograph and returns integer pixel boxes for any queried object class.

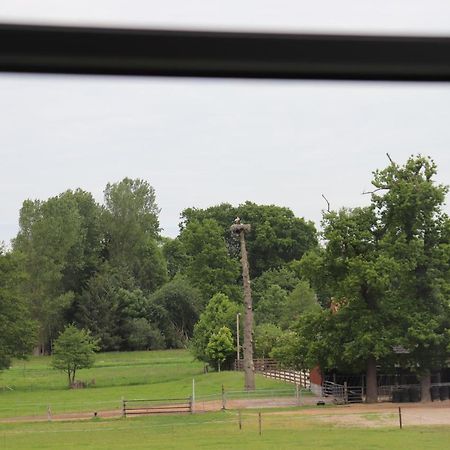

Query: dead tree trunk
[231,220,255,391]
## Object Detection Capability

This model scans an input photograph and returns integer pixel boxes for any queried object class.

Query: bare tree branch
[386,152,395,164]
[362,186,389,195]
[321,194,330,212]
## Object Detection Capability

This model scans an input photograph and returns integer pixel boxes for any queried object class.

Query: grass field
[0,350,293,418]
[2,350,449,449]
[1,410,450,449]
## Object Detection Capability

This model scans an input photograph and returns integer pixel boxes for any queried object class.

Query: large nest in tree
[230,223,251,234]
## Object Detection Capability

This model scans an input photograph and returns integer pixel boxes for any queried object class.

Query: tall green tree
[191,293,241,365]
[59,189,104,296]
[180,219,241,302]
[371,155,450,400]
[162,237,190,280]
[0,249,36,370]
[305,207,400,402]
[297,155,450,403]
[102,178,167,293]
[149,276,202,346]
[73,265,142,351]
[181,202,318,278]
[13,193,85,352]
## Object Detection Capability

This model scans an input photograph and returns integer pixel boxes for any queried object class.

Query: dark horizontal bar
[2,23,450,80]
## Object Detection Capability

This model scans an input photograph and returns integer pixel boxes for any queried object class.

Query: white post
[236,313,241,370]
[192,378,195,413]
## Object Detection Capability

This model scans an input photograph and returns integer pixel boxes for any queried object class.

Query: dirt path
[271,400,450,427]
[2,398,450,427]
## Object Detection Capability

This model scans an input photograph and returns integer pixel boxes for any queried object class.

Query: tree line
[0,177,317,369]
[1,155,449,404]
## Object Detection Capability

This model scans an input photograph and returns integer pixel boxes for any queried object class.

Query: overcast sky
[1,1,450,244]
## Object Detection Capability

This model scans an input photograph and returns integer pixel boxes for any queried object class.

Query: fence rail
[235,358,310,388]
[322,381,363,404]
[262,370,310,388]
[122,397,192,416]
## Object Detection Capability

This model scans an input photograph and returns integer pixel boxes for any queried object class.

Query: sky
[1,1,450,244]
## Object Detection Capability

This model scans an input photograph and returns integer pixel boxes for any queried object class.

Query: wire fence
[0,386,314,420]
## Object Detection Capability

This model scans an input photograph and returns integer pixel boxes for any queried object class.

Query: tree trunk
[365,356,378,403]
[240,230,255,391]
[218,361,221,373]
[420,372,431,403]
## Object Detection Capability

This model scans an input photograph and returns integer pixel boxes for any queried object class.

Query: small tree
[51,325,99,387]
[254,323,282,358]
[205,326,234,372]
[190,293,240,363]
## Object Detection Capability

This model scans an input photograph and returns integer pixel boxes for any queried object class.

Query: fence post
[258,412,262,436]
[344,382,348,404]
[398,407,402,429]
[238,410,242,430]
[296,384,300,406]
[222,384,226,410]
[192,378,195,413]
[122,397,126,418]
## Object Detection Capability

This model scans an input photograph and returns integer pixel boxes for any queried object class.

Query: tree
[370,155,450,401]
[191,293,240,364]
[205,326,234,372]
[0,249,36,370]
[149,276,202,345]
[254,285,289,326]
[300,207,400,402]
[162,237,190,279]
[128,318,165,351]
[270,330,304,369]
[279,281,321,328]
[254,323,282,359]
[252,266,300,308]
[252,266,303,326]
[58,189,104,297]
[180,219,241,302]
[102,178,167,293]
[236,202,318,277]
[296,155,450,403]
[13,193,85,353]
[180,202,318,278]
[51,325,99,387]
[73,265,148,351]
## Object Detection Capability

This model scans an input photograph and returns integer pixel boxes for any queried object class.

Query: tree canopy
[1,157,448,394]
[0,249,36,370]
[296,155,450,402]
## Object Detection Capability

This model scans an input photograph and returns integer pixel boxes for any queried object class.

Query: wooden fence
[122,397,192,416]
[234,358,310,388]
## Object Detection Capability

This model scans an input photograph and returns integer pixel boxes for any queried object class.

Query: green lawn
[1,351,449,449]
[0,350,294,418]
[1,411,449,449]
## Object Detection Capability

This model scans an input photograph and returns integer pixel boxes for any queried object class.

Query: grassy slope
[1,351,449,449]
[1,411,449,450]
[0,350,292,418]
